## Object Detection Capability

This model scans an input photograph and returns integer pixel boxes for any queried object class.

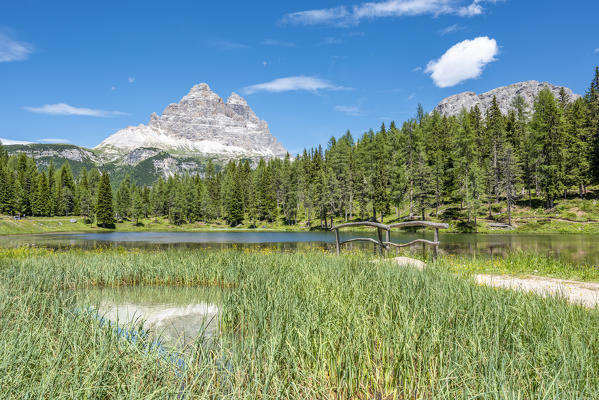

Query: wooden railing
[331,221,449,257]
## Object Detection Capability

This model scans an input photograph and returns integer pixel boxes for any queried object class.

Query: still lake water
[80,285,221,350]
[2,230,599,264]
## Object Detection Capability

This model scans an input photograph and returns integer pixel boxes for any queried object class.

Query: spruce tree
[95,172,115,228]
[532,89,566,208]
[78,168,93,220]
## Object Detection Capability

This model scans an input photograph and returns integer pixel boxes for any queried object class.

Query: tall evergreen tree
[95,172,115,228]
[532,89,566,208]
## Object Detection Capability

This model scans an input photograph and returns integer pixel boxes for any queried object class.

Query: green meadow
[2,248,599,398]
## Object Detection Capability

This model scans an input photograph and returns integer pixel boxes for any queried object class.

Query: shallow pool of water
[80,286,221,348]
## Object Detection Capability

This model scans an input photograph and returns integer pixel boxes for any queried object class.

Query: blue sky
[1,0,598,153]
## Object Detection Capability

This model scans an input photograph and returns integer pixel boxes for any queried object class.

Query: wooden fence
[331,221,449,257]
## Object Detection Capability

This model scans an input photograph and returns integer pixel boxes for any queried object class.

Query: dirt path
[474,274,599,308]
[513,216,599,224]
[385,257,599,308]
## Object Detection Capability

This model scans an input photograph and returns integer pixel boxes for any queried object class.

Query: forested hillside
[1,67,598,230]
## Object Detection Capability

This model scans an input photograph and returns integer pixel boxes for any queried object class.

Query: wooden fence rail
[331,220,449,257]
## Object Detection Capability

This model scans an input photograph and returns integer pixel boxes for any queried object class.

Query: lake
[2,230,599,264]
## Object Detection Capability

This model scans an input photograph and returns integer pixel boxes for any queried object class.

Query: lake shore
[2,213,599,235]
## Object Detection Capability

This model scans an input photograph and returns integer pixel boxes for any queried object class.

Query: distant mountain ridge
[434,80,581,116]
[1,83,288,185]
[96,83,287,163]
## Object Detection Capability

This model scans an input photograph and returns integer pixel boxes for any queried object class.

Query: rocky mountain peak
[434,80,580,117]
[95,82,287,162]
[227,92,248,106]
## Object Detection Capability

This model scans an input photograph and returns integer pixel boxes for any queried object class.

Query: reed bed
[1,248,599,398]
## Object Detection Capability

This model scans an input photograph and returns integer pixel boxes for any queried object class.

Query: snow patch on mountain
[96,83,287,162]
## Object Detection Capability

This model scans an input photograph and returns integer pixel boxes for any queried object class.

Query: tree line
[1,67,598,228]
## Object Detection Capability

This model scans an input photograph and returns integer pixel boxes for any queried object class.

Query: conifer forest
[2,68,598,230]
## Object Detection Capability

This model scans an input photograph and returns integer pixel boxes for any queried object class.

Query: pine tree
[47,161,56,216]
[78,168,93,220]
[227,173,245,226]
[115,175,132,219]
[532,89,566,208]
[95,172,115,228]
[585,66,599,183]
[131,188,145,225]
[59,162,76,215]
[454,111,483,225]
[501,145,519,225]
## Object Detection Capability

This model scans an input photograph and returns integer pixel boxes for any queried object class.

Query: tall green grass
[435,250,599,281]
[2,248,599,398]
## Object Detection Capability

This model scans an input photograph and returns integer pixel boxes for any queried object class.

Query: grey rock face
[434,81,580,117]
[122,148,161,165]
[6,145,99,165]
[96,83,287,160]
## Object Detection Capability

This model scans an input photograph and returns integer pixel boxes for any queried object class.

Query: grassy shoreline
[2,214,599,235]
[2,248,599,398]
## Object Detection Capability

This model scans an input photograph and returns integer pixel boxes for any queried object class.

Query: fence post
[335,228,340,256]
[377,228,384,257]
[433,227,439,259]
[385,228,390,257]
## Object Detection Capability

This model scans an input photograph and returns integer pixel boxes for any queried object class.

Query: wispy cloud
[595,48,599,54]
[262,39,295,47]
[204,38,249,50]
[242,76,350,95]
[408,93,416,100]
[23,103,129,117]
[0,32,33,63]
[322,37,344,45]
[440,23,464,35]
[0,137,33,145]
[425,36,498,87]
[334,105,363,116]
[128,77,135,83]
[412,66,423,72]
[39,138,71,144]
[281,0,494,26]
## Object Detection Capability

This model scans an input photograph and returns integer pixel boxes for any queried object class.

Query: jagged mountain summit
[96,83,287,162]
[434,80,580,117]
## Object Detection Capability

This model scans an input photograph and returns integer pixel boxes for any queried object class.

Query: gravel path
[385,257,599,308]
[475,274,599,308]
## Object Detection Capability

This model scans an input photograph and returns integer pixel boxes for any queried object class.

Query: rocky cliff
[434,81,580,116]
[96,83,287,163]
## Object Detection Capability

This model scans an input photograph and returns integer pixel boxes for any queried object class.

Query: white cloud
[204,38,249,49]
[39,138,71,144]
[0,138,33,145]
[440,24,464,35]
[322,37,344,45]
[128,77,135,83]
[242,76,350,94]
[0,33,33,63]
[281,0,493,26]
[456,1,483,16]
[282,6,350,26]
[111,86,117,91]
[262,39,295,47]
[23,103,129,117]
[334,105,362,116]
[425,36,498,87]
[412,66,423,72]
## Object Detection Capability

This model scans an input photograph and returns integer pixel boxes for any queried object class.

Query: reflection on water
[2,230,599,264]
[80,286,221,349]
